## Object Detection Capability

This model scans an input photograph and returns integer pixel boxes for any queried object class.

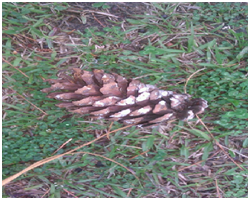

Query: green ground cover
[2,2,248,198]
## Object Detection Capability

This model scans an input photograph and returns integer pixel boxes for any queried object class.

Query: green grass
[2,2,248,198]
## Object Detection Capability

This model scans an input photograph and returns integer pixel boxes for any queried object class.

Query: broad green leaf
[46,38,53,49]
[187,22,194,53]
[6,19,23,26]
[13,57,22,66]
[207,48,211,63]
[180,145,189,160]
[211,23,225,33]
[153,150,167,161]
[28,73,34,84]
[3,27,20,34]
[228,150,236,158]
[32,18,44,28]
[146,136,155,150]
[198,39,216,50]
[215,45,223,64]
[234,109,248,119]
[197,63,218,67]
[49,184,55,196]
[112,186,127,197]
[202,142,213,160]
[142,136,155,152]
[236,46,248,60]
[25,184,44,190]
[51,51,57,60]
[92,2,105,8]
[30,27,43,37]
[29,8,47,14]
[55,58,68,67]
[3,103,24,111]
[232,175,244,185]
[81,15,87,24]
[243,138,248,148]
[180,126,211,141]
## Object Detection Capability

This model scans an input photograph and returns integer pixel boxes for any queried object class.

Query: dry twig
[184,68,206,94]
[129,150,150,161]
[215,178,221,198]
[2,57,29,78]
[52,138,72,155]
[15,91,48,115]
[63,188,78,198]
[40,188,50,198]
[92,12,106,27]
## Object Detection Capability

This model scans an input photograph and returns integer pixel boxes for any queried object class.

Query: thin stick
[129,150,150,161]
[92,13,105,27]
[66,9,119,18]
[2,57,29,78]
[215,178,221,198]
[107,121,114,140]
[127,188,133,197]
[40,188,50,198]
[184,68,206,94]
[66,29,76,35]
[14,33,37,42]
[219,145,248,158]
[84,10,119,18]
[52,138,72,155]
[15,91,48,115]
[63,188,78,198]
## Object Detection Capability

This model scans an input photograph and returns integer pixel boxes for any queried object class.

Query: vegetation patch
[2,2,248,198]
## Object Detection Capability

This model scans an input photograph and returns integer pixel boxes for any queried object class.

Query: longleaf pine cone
[41,68,208,127]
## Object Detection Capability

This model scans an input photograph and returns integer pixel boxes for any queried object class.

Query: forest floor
[2,2,248,198]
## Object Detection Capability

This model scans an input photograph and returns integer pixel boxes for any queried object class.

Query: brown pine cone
[41,68,208,127]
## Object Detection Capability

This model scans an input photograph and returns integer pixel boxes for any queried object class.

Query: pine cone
[41,68,208,127]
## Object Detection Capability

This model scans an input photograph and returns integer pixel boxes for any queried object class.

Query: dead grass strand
[62,188,78,198]
[52,138,72,155]
[128,150,150,161]
[2,57,29,78]
[15,91,48,115]
[184,68,206,93]
[215,178,221,198]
